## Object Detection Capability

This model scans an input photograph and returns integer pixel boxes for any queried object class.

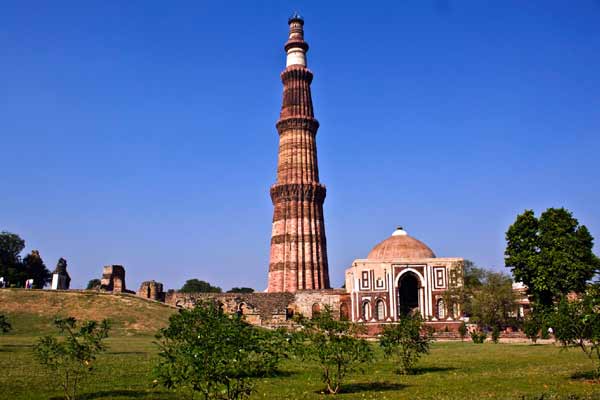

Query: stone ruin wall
[165,289,347,328]
[137,281,165,302]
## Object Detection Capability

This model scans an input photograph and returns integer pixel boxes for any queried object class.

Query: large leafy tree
[505,208,599,307]
[154,302,283,400]
[179,279,222,293]
[0,231,25,285]
[22,250,51,289]
[468,271,515,330]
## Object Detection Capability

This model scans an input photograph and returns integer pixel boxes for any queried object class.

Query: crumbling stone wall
[100,265,131,293]
[137,280,165,302]
[165,289,346,327]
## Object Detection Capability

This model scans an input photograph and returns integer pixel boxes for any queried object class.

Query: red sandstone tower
[268,13,330,292]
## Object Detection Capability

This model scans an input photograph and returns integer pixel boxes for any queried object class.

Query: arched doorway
[398,272,420,316]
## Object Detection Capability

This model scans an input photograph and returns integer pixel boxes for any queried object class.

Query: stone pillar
[268,13,330,292]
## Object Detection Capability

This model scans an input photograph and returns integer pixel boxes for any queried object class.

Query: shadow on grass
[0,343,33,352]
[336,382,407,394]
[571,370,600,383]
[107,351,149,355]
[410,366,456,375]
[51,390,175,399]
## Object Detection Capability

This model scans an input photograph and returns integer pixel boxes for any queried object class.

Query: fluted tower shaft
[268,15,330,292]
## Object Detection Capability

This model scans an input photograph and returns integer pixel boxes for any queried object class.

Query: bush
[548,284,600,380]
[292,306,373,394]
[86,279,101,290]
[471,331,487,344]
[380,313,434,375]
[34,317,110,400]
[491,326,501,344]
[458,322,468,341]
[154,302,284,400]
[523,315,541,344]
[0,314,11,334]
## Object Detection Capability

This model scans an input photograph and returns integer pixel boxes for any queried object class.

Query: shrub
[154,302,284,400]
[292,306,373,394]
[458,322,468,341]
[0,314,11,334]
[523,314,541,344]
[380,313,434,375]
[491,326,501,344]
[471,331,487,344]
[549,284,600,380]
[34,317,110,400]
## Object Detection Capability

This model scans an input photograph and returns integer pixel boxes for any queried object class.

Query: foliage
[380,313,434,374]
[467,270,516,330]
[491,326,501,344]
[22,250,52,289]
[86,279,101,290]
[33,317,110,400]
[471,331,487,344]
[154,302,284,400]
[226,287,255,293]
[523,314,541,344]
[0,232,51,288]
[179,279,222,293]
[458,322,468,341]
[0,231,25,286]
[505,208,600,308]
[0,314,11,334]
[549,284,600,379]
[292,306,373,394]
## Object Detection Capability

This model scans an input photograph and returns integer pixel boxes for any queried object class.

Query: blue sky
[2,1,599,290]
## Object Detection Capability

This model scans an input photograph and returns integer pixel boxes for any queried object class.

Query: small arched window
[437,299,446,320]
[376,300,386,320]
[362,301,371,320]
[452,302,459,319]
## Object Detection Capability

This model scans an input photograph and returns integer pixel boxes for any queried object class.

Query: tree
[458,322,468,341]
[86,279,101,290]
[0,231,25,286]
[0,314,11,334]
[227,287,255,294]
[34,317,110,400]
[505,208,600,307]
[380,313,434,374]
[292,306,373,394]
[549,284,600,379]
[22,250,51,289]
[468,270,516,331]
[154,302,283,400]
[179,279,222,293]
[522,314,541,344]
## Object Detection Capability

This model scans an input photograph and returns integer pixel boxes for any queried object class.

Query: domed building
[344,227,464,330]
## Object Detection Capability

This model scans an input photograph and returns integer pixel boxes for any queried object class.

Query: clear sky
[2,1,599,291]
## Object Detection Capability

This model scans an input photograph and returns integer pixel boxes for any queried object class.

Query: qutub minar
[158,14,467,335]
[268,12,330,292]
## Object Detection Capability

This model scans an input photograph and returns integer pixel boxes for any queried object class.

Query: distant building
[345,228,464,330]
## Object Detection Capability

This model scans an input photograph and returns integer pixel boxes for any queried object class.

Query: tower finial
[288,11,304,24]
[285,12,308,67]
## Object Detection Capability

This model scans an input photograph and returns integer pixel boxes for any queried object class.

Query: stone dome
[367,227,436,260]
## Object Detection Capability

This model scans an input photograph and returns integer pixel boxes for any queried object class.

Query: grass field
[1,290,599,399]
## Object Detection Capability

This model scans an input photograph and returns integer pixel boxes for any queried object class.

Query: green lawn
[1,334,599,400]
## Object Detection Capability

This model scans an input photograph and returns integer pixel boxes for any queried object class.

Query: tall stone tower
[268,13,330,292]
